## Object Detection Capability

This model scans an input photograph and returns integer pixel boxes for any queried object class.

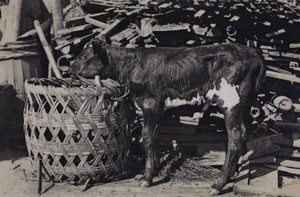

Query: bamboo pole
[34,20,62,78]
[52,0,64,38]
[17,18,51,41]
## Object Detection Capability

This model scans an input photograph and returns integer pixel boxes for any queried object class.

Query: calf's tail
[254,53,267,94]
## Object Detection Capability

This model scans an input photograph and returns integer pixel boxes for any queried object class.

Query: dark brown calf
[70,40,266,195]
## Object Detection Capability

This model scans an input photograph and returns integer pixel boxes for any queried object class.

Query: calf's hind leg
[209,104,248,195]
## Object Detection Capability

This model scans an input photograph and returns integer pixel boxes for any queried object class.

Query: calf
[70,40,266,195]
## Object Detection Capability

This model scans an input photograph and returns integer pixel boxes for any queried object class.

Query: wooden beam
[240,145,280,163]
[85,17,108,29]
[98,19,125,42]
[246,133,283,151]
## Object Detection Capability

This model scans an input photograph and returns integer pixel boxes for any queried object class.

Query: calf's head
[69,40,111,79]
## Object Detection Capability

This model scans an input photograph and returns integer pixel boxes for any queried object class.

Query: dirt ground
[0,129,239,197]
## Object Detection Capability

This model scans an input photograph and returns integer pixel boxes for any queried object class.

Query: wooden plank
[64,12,109,28]
[246,133,283,151]
[158,131,227,143]
[266,28,286,38]
[0,50,40,60]
[275,147,300,158]
[277,159,300,169]
[85,17,108,28]
[57,24,93,36]
[247,156,276,165]
[152,24,190,32]
[292,132,300,148]
[280,132,300,148]
[98,19,125,41]
[264,164,300,176]
[240,145,280,163]
[160,126,196,135]
[110,28,137,43]
[246,138,272,151]
[266,70,300,84]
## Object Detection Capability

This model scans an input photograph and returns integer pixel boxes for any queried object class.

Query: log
[34,20,62,78]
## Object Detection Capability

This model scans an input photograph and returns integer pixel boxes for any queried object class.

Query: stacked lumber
[235,131,300,196]
[235,100,300,196]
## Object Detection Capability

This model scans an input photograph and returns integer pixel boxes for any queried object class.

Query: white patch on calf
[165,93,204,109]
[206,78,240,110]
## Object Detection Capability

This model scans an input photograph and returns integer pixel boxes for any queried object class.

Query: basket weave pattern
[23,78,130,183]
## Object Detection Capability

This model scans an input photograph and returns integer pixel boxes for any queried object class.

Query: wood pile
[18,0,300,195]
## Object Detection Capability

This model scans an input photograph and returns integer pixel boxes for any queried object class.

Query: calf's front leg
[139,109,160,187]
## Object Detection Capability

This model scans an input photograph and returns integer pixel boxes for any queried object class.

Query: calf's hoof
[134,174,143,181]
[139,179,151,187]
[208,188,220,196]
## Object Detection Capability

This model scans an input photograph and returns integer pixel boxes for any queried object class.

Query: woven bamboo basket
[23,77,131,184]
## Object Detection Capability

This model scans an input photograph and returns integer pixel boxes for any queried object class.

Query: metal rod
[38,157,42,195]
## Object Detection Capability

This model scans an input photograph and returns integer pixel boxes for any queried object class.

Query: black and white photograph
[0,0,300,196]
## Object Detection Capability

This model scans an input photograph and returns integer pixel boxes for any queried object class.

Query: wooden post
[2,0,23,42]
[52,0,64,38]
[34,20,62,78]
